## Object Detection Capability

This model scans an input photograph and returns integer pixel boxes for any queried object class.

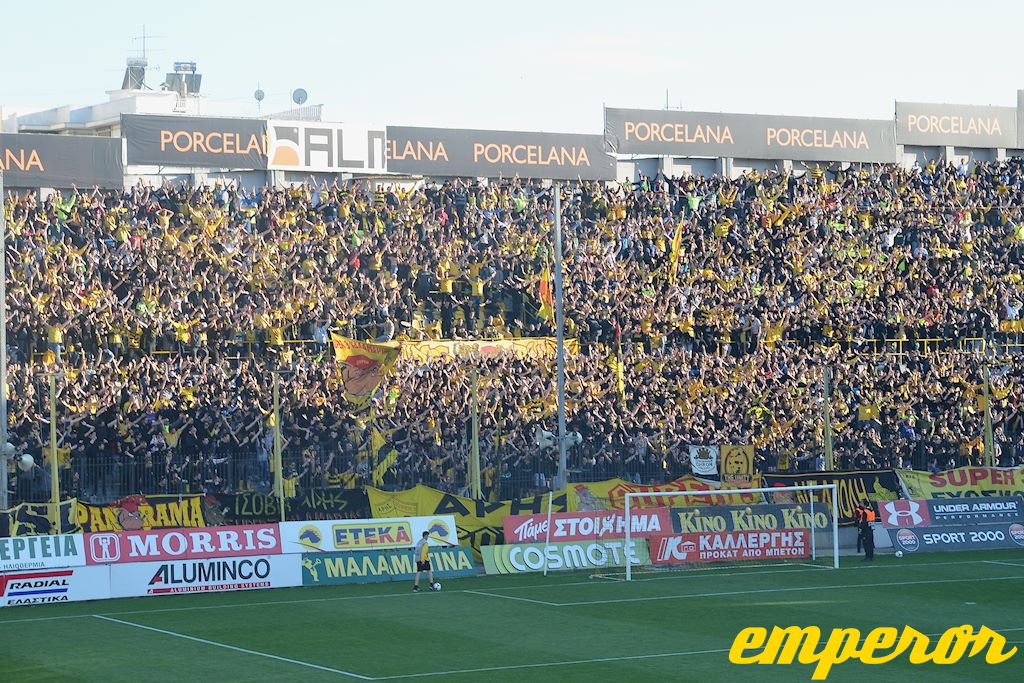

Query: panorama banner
[502,508,673,544]
[1,133,123,188]
[76,494,213,533]
[85,524,281,565]
[763,471,902,526]
[300,546,475,585]
[481,538,650,574]
[122,113,267,168]
[267,120,386,174]
[0,534,86,572]
[895,102,1017,148]
[386,126,616,180]
[367,485,568,559]
[109,554,300,597]
[0,565,111,607]
[604,107,898,163]
[896,467,1024,500]
[279,516,458,554]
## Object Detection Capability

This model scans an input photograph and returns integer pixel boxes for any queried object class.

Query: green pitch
[1,550,1022,682]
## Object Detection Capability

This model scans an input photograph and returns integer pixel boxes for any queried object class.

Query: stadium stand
[3,160,1024,506]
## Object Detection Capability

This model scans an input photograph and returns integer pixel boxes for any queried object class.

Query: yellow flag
[668,220,685,285]
[330,335,400,405]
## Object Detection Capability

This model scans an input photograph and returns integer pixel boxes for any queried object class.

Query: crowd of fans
[4,156,1024,504]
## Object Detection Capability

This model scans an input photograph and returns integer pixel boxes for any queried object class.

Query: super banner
[482,538,650,575]
[300,547,474,586]
[567,476,764,512]
[367,485,568,559]
[76,494,213,533]
[763,471,901,526]
[897,467,1024,500]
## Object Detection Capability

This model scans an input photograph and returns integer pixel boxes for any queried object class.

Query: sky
[2,0,1022,133]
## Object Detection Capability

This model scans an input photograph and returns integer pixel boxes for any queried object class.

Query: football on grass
[432,582,442,591]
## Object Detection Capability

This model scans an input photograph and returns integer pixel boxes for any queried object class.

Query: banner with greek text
[208,487,371,525]
[669,503,831,534]
[0,534,85,572]
[651,529,811,565]
[300,546,475,585]
[566,476,764,512]
[763,471,901,526]
[502,508,672,544]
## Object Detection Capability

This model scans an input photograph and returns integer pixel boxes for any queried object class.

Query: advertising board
[481,539,650,574]
[300,547,475,585]
[879,497,1022,529]
[502,508,672,544]
[0,534,85,572]
[670,504,830,534]
[85,525,281,564]
[279,516,458,554]
[386,126,615,180]
[651,530,811,565]
[109,555,300,597]
[0,133,123,188]
[888,524,1024,554]
[0,565,110,607]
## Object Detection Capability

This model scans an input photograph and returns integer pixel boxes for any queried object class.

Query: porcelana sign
[896,102,1017,148]
[604,107,898,163]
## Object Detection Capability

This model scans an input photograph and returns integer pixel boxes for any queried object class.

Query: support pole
[273,371,285,522]
[0,171,8,510]
[49,373,60,533]
[983,363,995,467]
[470,367,481,499]
[552,183,568,490]
[823,367,834,470]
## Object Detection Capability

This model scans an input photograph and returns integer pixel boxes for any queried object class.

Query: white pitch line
[93,614,373,680]
[556,575,1024,606]
[984,560,1024,568]
[372,647,733,680]
[0,557,1016,626]
[463,590,560,606]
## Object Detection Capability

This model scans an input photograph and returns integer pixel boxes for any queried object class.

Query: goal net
[616,484,839,580]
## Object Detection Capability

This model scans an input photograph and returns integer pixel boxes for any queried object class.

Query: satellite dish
[254,89,265,102]
[292,88,308,105]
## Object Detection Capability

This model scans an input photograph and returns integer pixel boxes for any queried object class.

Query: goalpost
[624,484,839,581]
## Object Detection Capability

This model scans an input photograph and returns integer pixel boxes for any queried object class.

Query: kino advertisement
[604,107,898,163]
